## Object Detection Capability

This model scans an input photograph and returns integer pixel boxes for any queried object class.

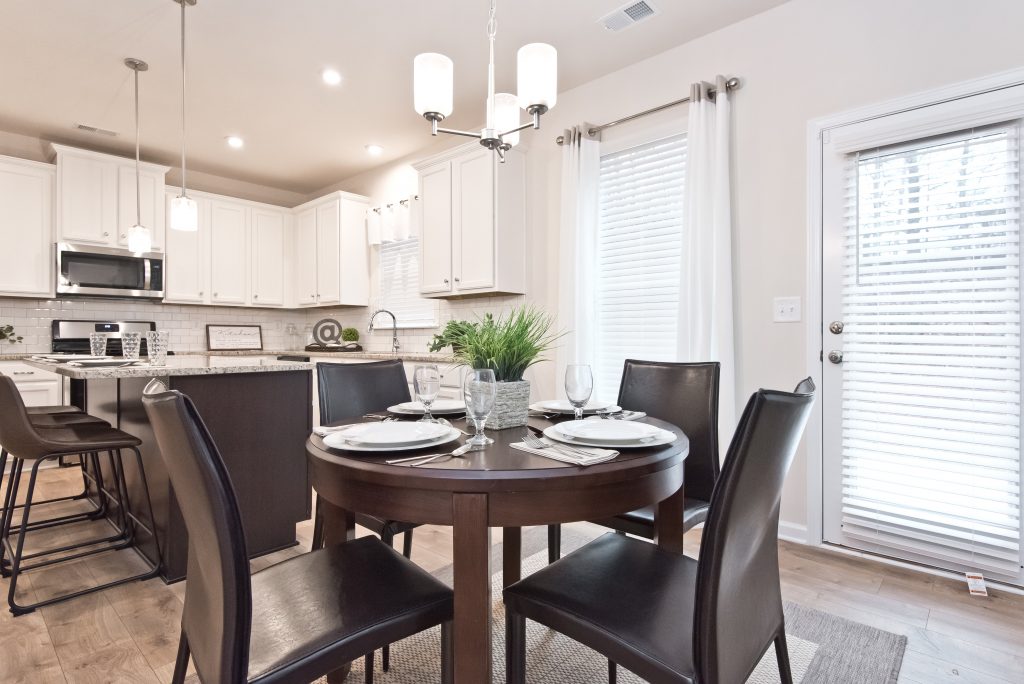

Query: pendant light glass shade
[494,93,520,147]
[413,53,454,118]
[170,195,198,232]
[517,43,557,110]
[128,224,152,253]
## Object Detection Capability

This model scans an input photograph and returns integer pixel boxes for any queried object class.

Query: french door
[821,84,1024,585]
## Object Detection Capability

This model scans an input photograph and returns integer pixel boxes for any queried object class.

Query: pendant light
[169,0,198,232]
[124,58,152,254]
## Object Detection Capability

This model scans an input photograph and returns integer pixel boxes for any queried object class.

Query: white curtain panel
[681,76,737,441]
[556,125,601,385]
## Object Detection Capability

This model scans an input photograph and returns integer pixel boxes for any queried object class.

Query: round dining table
[306,414,689,683]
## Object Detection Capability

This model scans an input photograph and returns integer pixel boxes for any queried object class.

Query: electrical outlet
[773,296,801,323]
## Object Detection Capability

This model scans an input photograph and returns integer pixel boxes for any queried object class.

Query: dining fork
[522,431,595,460]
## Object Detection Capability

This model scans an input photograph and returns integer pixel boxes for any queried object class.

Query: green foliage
[341,327,359,342]
[0,324,23,345]
[434,306,561,382]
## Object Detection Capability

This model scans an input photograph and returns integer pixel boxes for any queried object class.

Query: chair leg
[608,659,617,683]
[311,496,325,551]
[402,528,413,558]
[775,631,794,684]
[172,631,191,684]
[441,620,454,684]
[547,524,561,563]
[506,611,527,684]
[364,651,374,684]
[6,460,41,614]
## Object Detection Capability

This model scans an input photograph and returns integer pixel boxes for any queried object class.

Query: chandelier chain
[487,0,496,38]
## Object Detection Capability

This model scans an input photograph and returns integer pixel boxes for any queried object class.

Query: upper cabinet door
[338,198,369,306]
[294,208,318,306]
[0,158,53,297]
[209,200,249,305]
[418,161,453,294]
[251,208,285,306]
[117,167,165,252]
[316,199,341,305]
[58,153,117,245]
[164,193,207,304]
[452,148,495,292]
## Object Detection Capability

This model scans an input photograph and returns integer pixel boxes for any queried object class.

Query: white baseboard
[777,521,809,545]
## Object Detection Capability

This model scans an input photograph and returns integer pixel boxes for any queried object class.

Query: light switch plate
[773,296,801,323]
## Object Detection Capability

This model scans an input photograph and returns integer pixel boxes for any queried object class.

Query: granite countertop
[2,350,458,364]
[23,355,315,380]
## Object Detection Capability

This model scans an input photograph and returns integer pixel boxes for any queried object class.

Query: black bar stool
[0,375,162,615]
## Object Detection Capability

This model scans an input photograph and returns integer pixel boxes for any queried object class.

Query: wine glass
[565,364,594,421]
[413,364,441,423]
[463,368,496,447]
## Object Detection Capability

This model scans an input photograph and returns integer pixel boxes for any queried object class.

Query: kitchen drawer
[0,361,66,407]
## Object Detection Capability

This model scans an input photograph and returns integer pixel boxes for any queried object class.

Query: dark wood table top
[306,415,690,492]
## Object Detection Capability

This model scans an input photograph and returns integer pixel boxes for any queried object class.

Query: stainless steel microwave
[56,243,164,299]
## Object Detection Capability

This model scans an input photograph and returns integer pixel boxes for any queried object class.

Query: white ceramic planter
[489,379,531,429]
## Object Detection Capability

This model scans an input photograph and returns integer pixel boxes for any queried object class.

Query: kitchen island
[25,355,314,582]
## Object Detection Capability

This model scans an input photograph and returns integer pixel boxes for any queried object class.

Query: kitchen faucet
[368,309,400,354]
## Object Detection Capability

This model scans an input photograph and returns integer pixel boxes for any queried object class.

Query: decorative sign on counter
[206,324,263,351]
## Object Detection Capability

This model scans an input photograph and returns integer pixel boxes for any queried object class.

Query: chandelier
[413,0,557,161]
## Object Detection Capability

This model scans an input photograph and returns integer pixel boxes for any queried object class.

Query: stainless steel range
[50,320,156,356]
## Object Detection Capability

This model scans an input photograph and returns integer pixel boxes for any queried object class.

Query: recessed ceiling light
[322,68,342,86]
[226,135,244,149]
[365,144,384,156]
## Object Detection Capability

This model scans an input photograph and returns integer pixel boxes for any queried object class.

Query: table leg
[322,498,356,684]
[654,479,686,554]
[453,493,491,683]
[502,527,522,588]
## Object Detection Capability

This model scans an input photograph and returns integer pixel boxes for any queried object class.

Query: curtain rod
[555,76,740,145]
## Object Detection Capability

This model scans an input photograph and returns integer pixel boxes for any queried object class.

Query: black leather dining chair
[506,379,815,684]
[143,383,453,684]
[547,360,720,562]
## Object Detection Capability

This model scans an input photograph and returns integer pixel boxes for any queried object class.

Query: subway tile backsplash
[0,295,524,356]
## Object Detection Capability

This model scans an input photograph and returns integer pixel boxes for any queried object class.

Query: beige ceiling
[0,0,785,195]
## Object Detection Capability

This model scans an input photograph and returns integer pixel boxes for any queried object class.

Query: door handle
[828,350,844,364]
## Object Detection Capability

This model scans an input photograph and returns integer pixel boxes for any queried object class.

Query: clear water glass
[121,332,142,361]
[89,332,108,357]
[146,331,169,366]
[413,364,441,423]
[463,368,496,447]
[565,364,594,421]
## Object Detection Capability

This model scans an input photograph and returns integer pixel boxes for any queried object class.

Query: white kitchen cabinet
[0,156,54,297]
[52,144,168,250]
[0,362,64,407]
[292,191,369,308]
[209,200,249,305]
[164,191,209,304]
[414,143,525,298]
[251,208,286,306]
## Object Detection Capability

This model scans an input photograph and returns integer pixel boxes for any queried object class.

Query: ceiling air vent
[74,123,118,137]
[599,1,658,32]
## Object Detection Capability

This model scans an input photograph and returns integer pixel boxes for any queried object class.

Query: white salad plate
[322,427,461,453]
[389,399,467,415]
[554,420,664,444]
[329,421,451,447]
[543,424,676,449]
[530,400,619,415]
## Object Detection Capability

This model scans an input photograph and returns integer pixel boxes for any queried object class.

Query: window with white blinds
[378,238,438,328]
[840,124,1022,575]
[594,134,687,402]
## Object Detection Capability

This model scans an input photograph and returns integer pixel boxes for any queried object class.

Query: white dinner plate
[543,424,676,449]
[389,399,467,415]
[322,427,460,453]
[66,359,138,368]
[531,400,618,415]
[33,355,111,362]
[554,419,664,444]
[330,421,451,447]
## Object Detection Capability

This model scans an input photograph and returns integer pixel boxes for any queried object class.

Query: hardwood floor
[1,466,1022,683]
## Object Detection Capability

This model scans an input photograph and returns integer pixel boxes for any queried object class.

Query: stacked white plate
[322,421,460,452]
[544,419,676,449]
[388,399,467,416]
[529,399,622,415]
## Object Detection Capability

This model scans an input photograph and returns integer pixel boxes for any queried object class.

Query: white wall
[327,0,1024,531]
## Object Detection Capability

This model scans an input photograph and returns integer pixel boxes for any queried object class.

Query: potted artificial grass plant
[430,306,559,429]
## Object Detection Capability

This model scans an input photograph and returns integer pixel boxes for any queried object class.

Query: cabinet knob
[443,278,449,285]
[120,233,126,239]
[253,294,259,299]
[213,292,219,297]
[454,277,460,283]
[103,232,110,237]
[199,291,204,296]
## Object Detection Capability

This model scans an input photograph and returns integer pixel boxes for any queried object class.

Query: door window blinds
[840,124,1022,575]
[378,238,438,328]
[594,134,687,402]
